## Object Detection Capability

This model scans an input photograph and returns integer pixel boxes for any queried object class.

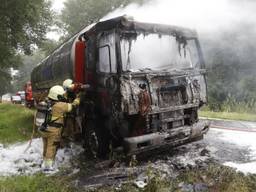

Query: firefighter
[63,79,76,101]
[62,79,81,142]
[39,85,80,171]
[62,79,89,141]
[63,79,73,90]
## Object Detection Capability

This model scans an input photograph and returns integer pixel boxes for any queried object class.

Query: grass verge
[199,110,256,122]
[176,164,256,192]
[0,103,34,144]
[0,173,75,192]
[89,164,256,192]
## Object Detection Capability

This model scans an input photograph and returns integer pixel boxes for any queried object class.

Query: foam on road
[0,138,83,176]
[210,127,256,174]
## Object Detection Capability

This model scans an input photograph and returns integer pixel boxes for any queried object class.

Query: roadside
[199,110,256,122]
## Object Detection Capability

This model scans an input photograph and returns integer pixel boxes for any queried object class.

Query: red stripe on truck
[75,41,86,83]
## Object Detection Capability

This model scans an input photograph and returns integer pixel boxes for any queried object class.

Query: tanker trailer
[31,16,210,158]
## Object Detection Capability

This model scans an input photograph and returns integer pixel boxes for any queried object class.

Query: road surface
[202,118,256,173]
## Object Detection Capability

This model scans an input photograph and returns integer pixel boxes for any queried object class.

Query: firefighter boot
[41,159,54,172]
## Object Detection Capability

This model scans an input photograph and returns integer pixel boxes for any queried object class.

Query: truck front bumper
[123,120,210,155]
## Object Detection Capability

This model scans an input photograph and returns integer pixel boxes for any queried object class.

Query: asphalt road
[202,118,256,167]
[209,118,256,132]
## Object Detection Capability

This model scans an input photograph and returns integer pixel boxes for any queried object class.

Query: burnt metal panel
[83,16,198,39]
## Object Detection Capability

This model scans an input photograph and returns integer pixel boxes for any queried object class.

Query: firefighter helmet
[48,85,65,101]
[63,79,73,90]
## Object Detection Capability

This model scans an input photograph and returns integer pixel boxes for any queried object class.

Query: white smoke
[103,0,256,33]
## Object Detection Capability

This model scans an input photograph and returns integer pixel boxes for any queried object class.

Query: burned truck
[31,16,209,157]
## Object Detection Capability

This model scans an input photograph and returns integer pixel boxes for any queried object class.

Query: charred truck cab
[31,16,209,157]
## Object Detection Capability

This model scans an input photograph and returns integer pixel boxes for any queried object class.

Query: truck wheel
[84,119,109,159]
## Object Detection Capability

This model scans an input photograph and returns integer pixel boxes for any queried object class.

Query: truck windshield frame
[119,32,203,72]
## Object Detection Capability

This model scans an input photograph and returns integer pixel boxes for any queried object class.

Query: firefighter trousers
[39,126,62,160]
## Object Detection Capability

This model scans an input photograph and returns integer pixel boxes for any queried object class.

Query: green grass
[0,174,75,192]
[175,164,256,192]
[199,110,256,122]
[0,103,34,144]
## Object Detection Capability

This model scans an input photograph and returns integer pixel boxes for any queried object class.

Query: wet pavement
[209,118,256,132]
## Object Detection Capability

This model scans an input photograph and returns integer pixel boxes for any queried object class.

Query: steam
[103,0,256,33]
[102,0,256,71]
[102,0,256,101]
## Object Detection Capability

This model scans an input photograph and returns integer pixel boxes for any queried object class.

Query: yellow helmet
[63,79,73,90]
[48,85,65,100]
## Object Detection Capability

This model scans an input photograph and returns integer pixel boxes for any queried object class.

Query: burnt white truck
[31,16,209,158]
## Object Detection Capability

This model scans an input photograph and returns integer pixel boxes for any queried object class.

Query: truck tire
[84,119,110,159]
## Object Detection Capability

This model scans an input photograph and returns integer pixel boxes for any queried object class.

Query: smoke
[102,0,256,102]
[103,0,256,33]
[102,0,256,69]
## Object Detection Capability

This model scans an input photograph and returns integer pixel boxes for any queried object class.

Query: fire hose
[23,111,37,153]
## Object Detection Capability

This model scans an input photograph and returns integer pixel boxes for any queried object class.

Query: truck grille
[157,90,182,108]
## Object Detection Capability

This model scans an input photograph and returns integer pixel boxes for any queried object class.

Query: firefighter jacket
[50,98,80,126]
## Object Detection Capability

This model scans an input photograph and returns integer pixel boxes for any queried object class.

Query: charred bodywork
[31,16,209,156]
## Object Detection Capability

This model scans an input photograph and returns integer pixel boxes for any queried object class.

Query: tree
[59,0,145,37]
[0,0,52,94]
[40,39,61,55]
[12,51,45,91]
[0,69,13,95]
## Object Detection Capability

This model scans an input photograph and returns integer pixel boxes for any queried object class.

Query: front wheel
[84,119,109,159]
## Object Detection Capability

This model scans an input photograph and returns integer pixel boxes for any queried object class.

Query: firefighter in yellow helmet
[62,79,81,142]
[63,79,73,91]
[62,79,89,142]
[63,79,76,102]
[39,85,80,171]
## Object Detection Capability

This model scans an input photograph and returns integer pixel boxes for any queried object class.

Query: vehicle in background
[16,91,25,105]
[11,95,22,104]
[31,16,209,158]
[24,81,34,108]
[1,93,12,103]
